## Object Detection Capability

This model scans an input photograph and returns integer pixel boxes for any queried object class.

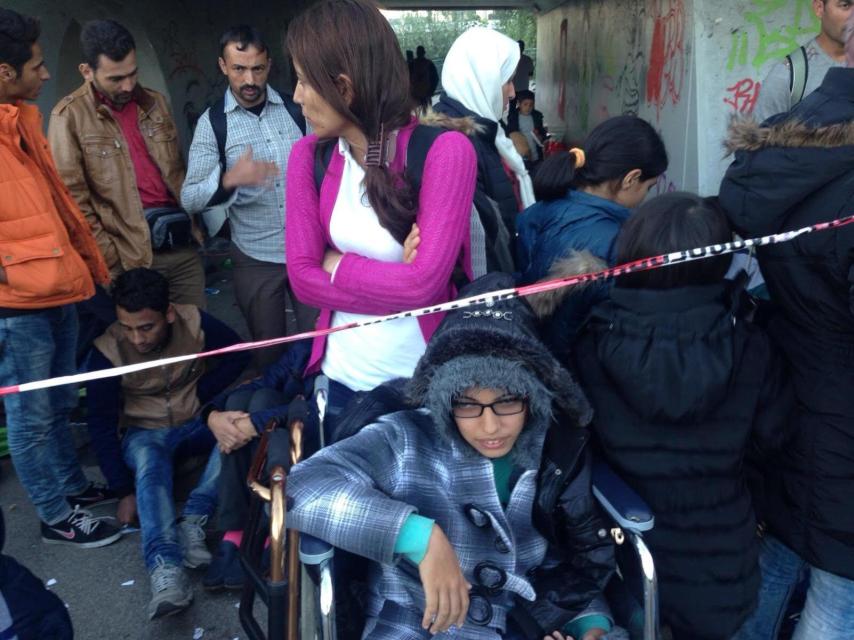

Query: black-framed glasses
[451,396,527,419]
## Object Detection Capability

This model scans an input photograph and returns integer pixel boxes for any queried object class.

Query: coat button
[52,248,60,255]
[494,537,509,553]
[554,468,562,476]
[597,528,607,539]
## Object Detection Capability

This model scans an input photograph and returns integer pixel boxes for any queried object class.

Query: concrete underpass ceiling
[382,0,565,14]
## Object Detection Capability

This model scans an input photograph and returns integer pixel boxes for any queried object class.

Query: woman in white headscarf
[433,27,536,260]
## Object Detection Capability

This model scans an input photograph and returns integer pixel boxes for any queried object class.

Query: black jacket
[574,283,792,640]
[433,95,521,241]
[719,67,854,579]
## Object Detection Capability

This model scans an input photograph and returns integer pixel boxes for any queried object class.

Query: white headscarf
[441,27,536,208]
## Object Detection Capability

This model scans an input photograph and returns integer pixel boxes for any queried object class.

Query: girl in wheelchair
[287,272,617,639]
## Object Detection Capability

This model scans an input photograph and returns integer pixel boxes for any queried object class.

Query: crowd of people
[0,0,852,638]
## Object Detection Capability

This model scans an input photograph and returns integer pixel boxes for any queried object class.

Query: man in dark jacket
[85,268,249,619]
[718,15,854,638]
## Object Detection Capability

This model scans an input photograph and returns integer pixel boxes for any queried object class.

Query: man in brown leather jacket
[48,20,204,357]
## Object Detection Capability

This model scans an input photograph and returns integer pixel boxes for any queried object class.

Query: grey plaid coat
[287,408,551,639]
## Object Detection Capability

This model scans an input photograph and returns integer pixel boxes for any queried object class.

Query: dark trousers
[230,244,318,370]
[216,377,356,531]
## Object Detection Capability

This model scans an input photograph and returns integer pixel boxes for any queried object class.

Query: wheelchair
[237,381,659,640]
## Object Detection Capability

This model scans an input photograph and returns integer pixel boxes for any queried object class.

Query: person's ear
[165,304,177,324]
[0,62,17,83]
[218,56,228,76]
[334,73,355,107]
[78,62,93,82]
[620,168,643,191]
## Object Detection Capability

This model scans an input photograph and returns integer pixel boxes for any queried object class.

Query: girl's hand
[322,248,343,275]
[419,525,470,634]
[402,223,421,264]
[544,632,569,640]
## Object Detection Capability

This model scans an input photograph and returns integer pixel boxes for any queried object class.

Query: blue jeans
[0,306,88,524]
[122,418,220,570]
[734,535,854,640]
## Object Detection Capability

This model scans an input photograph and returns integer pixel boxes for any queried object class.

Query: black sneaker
[66,482,118,509]
[41,505,122,548]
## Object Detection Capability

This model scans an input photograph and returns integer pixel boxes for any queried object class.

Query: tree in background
[385,9,537,86]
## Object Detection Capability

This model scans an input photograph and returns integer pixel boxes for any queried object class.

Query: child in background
[506,90,548,164]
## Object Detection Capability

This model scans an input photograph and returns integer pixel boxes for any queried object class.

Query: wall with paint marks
[535,0,823,195]
[7,0,311,152]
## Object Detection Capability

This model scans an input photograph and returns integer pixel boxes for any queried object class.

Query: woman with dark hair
[568,193,792,640]
[516,115,667,359]
[285,0,477,427]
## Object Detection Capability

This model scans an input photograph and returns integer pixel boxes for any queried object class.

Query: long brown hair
[287,0,417,244]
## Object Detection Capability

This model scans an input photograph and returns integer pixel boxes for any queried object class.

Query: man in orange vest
[0,8,120,548]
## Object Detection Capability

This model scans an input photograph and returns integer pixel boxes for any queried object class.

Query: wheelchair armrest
[592,460,654,533]
[299,534,335,565]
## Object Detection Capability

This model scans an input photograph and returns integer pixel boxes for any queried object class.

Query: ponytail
[534,115,668,202]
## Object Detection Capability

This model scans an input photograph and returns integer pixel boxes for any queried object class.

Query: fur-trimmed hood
[720,116,854,236]
[527,250,608,320]
[408,273,593,467]
[724,115,854,155]
[419,108,483,138]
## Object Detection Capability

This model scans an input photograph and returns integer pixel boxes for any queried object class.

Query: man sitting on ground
[85,268,248,619]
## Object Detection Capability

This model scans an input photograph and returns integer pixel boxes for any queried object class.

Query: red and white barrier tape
[1,214,852,397]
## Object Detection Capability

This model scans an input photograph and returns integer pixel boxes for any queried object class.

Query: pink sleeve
[332,131,477,308]
[286,136,396,314]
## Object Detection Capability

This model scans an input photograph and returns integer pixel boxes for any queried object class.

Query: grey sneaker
[177,514,212,568]
[148,557,192,619]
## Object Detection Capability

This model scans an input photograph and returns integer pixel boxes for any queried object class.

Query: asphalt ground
[0,253,286,640]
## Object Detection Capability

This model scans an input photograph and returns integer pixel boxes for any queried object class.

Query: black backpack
[206,89,306,207]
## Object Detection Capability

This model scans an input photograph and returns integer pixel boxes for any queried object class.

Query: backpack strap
[282,92,307,136]
[404,124,445,191]
[787,45,809,110]
[313,139,336,194]
[205,96,232,207]
[209,96,227,172]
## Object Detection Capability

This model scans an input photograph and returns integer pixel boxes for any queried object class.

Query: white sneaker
[148,556,192,619]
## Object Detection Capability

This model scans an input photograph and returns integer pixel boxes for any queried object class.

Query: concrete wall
[535,0,820,195]
[7,0,311,151]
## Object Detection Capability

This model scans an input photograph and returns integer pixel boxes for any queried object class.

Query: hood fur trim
[724,115,854,155]
[425,356,552,470]
[419,109,483,137]
[528,251,609,319]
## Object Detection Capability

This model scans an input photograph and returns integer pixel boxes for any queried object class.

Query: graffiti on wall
[727,0,819,71]
[723,78,762,114]
[158,21,225,132]
[646,0,686,118]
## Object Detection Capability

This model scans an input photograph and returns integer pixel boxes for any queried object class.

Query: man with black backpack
[181,25,313,369]
[753,0,852,122]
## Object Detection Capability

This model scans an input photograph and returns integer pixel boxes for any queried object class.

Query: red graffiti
[723,78,761,114]
[646,0,685,119]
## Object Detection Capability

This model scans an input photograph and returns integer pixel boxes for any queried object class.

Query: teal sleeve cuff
[393,514,434,565]
[563,614,612,639]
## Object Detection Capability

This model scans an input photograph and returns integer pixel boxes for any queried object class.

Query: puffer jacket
[517,190,631,361]
[0,101,108,309]
[719,66,854,580]
[48,82,186,276]
[572,283,793,640]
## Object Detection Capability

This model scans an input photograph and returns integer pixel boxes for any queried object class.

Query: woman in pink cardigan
[285,0,477,436]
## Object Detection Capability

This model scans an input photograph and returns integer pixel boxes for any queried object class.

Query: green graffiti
[726,31,749,71]
[732,0,820,70]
